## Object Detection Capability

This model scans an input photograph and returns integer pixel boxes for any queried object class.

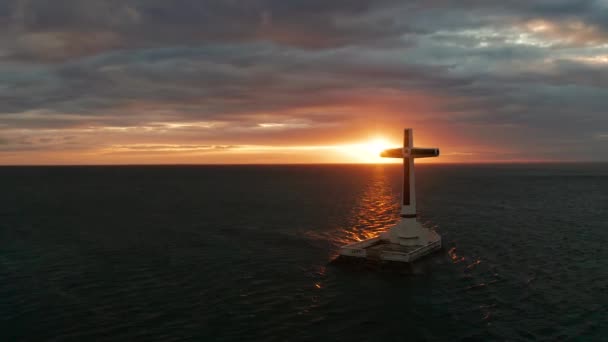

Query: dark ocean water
[1,164,607,341]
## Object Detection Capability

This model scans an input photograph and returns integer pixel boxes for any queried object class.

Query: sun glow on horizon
[94,136,403,164]
[339,137,399,163]
[0,132,462,165]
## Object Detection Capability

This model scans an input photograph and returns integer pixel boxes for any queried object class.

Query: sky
[1,0,607,164]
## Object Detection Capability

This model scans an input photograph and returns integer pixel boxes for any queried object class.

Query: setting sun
[338,137,399,163]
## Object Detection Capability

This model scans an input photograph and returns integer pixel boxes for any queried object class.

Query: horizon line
[0,161,606,167]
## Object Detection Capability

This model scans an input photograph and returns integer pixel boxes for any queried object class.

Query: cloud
[595,133,608,140]
[2,0,608,60]
[0,0,607,161]
[1,0,414,61]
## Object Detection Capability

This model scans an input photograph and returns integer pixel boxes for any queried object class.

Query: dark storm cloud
[3,42,603,123]
[2,0,608,60]
[1,0,416,61]
[5,0,599,61]
[0,42,472,128]
[0,0,607,160]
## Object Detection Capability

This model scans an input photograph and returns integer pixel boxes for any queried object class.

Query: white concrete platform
[339,231,441,263]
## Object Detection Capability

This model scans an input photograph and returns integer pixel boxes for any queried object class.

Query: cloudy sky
[1,0,607,164]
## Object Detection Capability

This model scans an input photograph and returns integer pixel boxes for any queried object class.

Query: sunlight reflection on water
[302,165,401,259]
[337,165,400,245]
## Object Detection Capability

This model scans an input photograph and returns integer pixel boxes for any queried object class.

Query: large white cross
[338,128,442,261]
[380,128,439,219]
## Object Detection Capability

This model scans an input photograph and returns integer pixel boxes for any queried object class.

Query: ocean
[1,164,607,341]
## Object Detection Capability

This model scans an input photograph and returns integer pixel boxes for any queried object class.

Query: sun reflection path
[339,166,400,244]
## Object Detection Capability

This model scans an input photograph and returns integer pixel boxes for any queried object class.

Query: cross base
[339,220,442,263]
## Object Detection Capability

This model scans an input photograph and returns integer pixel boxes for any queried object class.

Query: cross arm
[380,147,440,158]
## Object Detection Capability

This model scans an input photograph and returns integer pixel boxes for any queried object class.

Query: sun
[362,138,392,156]
[339,137,397,163]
